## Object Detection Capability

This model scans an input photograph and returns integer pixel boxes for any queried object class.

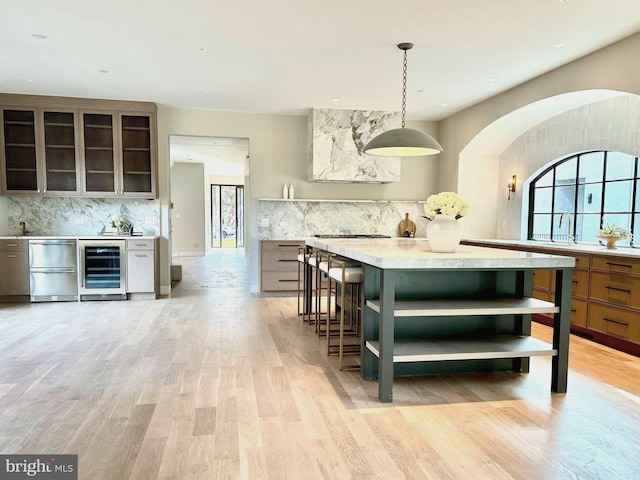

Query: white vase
[282,184,289,199]
[426,215,462,253]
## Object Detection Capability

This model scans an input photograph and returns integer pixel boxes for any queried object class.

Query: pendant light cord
[401,48,407,128]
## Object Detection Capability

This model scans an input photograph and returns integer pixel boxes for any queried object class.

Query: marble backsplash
[307,109,401,183]
[6,197,160,236]
[257,199,429,238]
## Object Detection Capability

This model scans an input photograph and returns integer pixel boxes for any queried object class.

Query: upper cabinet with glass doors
[0,94,157,198]
[0,106,81,195]
[81,111,156,197]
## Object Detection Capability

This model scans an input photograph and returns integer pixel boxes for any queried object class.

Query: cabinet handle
[603,317,629,327]
[278,259,297,262]
[605,285,631,294]
[278,279,298,283]
[605,262,632,269]
[278,244,299,248]
[6,254,18,258]
[571,280,578,284]
[5,243,18,247]
[135,254,148,258]
[570,308,577,313]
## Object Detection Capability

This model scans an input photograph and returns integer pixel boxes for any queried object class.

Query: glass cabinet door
[1,108,39,193]
[120,114,154,196]
[42,110,79,193]
[82,112,117,195]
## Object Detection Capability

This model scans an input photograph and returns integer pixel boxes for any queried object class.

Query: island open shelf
[365,336,557,362]
[365,297,559,317]
[305,237,575,403]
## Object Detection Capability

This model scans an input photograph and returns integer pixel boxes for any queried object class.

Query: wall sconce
[507,175,517,200]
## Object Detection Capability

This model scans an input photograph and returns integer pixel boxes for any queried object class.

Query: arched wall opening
[456,89,638,240]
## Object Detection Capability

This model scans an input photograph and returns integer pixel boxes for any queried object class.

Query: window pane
[636,179,640,212]
[577,183,602,213]
[601,213,631,234]
[536,170,553,187]
[634,213,640,246]
[555,158,576,185]
[575,214,600,243]
[531,214,552,241]
[553,185,575,213]
[578,152,604,183]
[533,187,553,213]
[605,151,635,181]
[603,180,632,212]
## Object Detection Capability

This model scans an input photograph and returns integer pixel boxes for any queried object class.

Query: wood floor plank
[1,250,639,479]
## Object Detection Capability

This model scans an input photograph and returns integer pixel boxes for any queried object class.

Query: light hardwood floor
[1,248,639,479]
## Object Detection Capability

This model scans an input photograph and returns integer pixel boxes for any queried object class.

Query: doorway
[211,184,245,248]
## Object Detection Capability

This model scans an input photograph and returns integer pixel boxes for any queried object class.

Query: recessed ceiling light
[31,33,47,39]
[488,77,497,82]
[417,89,424,93]
[332,98,340,102]
[197,47,206,52]
[99,69,109,74]
[554,43,565,49]
[440,103,448,107]
[26,79,34,83]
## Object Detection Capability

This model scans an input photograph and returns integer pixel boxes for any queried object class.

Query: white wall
[156,107,439,292]
[438,32,640,239]
[170,163,206,256]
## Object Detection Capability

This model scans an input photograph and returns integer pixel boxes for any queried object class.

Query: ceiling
[3,1,640,173]
[3,0,640,123]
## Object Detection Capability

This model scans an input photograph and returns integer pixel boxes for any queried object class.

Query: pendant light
[364,43,443,157]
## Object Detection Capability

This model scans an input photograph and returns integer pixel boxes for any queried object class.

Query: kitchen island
[306,237,575,402]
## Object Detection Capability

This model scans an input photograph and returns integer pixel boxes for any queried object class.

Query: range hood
[307,108,401,183]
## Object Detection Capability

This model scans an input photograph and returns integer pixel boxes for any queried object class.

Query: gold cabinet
[260,240,304,293]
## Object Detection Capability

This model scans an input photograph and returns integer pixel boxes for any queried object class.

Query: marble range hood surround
[307,108,401,183]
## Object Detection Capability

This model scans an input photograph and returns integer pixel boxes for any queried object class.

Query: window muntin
[528,151,637,247]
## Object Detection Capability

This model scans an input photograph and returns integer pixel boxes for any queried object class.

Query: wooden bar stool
[326,257,363,370]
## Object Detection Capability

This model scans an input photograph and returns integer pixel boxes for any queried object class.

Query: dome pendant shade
[364,127,443,156]
[363,42,443,157]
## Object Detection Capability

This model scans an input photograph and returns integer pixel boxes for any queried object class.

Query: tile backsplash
[7,197,160,236]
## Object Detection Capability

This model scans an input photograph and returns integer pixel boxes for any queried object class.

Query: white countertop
[0,235,158,240]
[465,238,640,258]
[305,238,575,270]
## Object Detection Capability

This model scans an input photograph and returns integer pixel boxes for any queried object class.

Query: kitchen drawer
[261,250,299,271]
[590,255,640,277]
[532,270,552,290]
[260,240,303,252]
[572,253,590,270]
[589,270,640,309]
[126,239,155,250]
[261,270,301,291]
[571,268,589,298]
[570,298,587,328]
[588,302,640,343]
[0,239,27,251]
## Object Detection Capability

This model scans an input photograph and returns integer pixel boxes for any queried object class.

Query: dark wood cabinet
[1,94,157,198]
[1,107,39,193]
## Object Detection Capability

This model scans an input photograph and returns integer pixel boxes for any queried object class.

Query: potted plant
[111,215,133,235]
[596,223,631,249]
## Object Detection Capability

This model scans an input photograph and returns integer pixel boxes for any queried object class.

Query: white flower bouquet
[111,215,132,231]
[424,191,470,220]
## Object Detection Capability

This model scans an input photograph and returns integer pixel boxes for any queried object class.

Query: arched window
[528,150,638,247]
